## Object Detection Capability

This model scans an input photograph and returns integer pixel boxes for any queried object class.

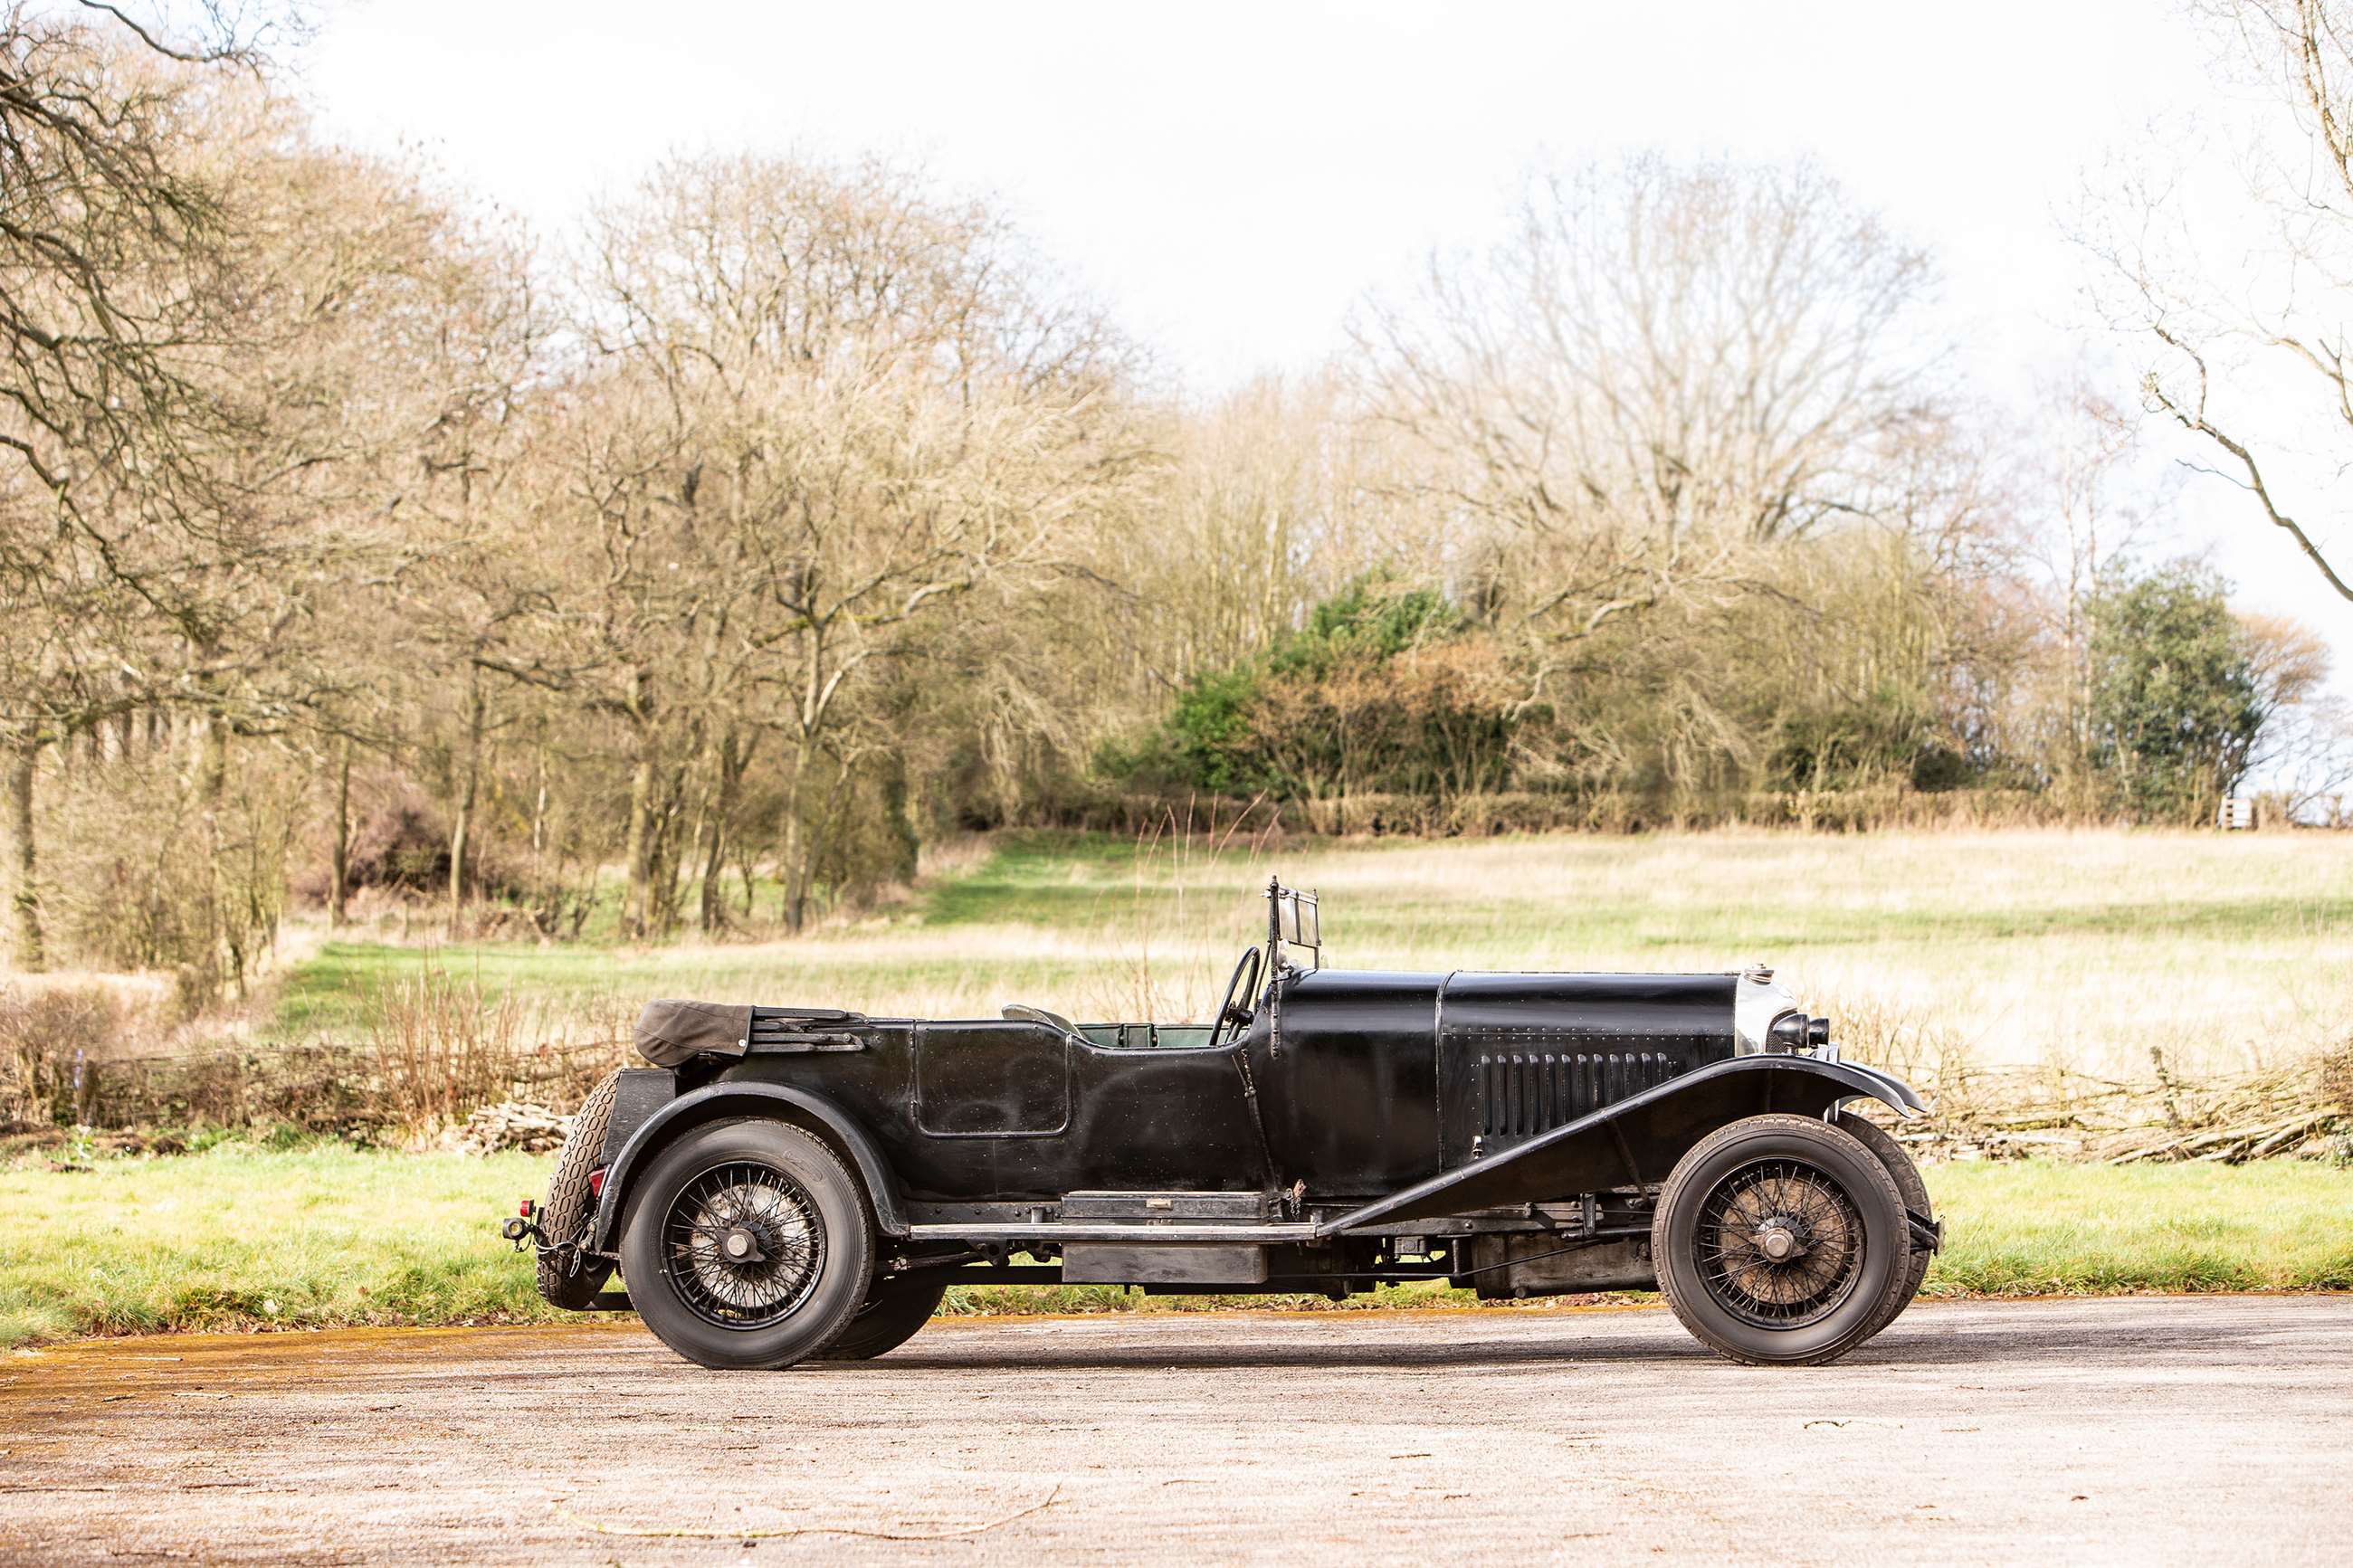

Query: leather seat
[1002,1003,1082,1037]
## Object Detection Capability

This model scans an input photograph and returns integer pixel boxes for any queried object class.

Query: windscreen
[1272,885,1321,967]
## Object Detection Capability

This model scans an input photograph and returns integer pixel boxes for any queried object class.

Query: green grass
[272,942,635,1037]
[1926,1160,2353,1295]
[3,1145,2344,1349]
[0,1145,557,1348]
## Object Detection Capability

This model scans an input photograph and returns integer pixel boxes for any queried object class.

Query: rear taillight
[587,1168,606,1198]
[519,1197,536,1220]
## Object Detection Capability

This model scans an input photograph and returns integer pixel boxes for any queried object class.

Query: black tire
[536,1069,621,1310]
[817,1271,948,1361]
[619,1117,874,1370]
[1653,1113,1910,1367]
[1836,1110,1935,1338]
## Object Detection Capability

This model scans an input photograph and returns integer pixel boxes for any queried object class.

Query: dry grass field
[275,825,2353,1083]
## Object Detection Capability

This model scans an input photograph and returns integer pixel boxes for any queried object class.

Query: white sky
[301,0,2353,680]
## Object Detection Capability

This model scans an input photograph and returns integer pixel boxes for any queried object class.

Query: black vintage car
[504,881,1939,1367]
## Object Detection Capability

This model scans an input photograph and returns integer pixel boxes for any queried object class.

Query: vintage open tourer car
[502,881,1939,1367]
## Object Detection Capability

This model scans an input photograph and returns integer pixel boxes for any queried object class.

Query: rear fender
[1319,1055,1925,1235]
[588,1083,909,1250]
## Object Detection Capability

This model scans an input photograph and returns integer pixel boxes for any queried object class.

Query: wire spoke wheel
[1692,1156,1864,1331]
[659,1159,825,1330]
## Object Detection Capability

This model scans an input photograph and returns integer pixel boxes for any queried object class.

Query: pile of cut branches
[1890,1047,2352,1165]
[451,1100,574,1155]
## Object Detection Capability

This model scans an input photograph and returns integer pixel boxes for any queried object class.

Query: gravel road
[3,1297,2346,1564]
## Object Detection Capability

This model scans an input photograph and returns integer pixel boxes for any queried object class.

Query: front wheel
[1835,1110,1935,1339]
[1653,1113,1910,1367]
[619,1118,874,1370]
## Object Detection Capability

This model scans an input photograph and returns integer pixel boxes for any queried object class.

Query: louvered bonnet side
[1436,972,1739,1164]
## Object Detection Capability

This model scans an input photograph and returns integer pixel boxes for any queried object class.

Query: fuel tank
[1260,969,1446,1193]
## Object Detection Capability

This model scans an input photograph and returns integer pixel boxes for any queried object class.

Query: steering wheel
[1208,945,1264,1050]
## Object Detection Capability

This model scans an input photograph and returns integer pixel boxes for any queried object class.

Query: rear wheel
[1653,1113,1909,1366]
[1835,1110,1935,1337]
[817,1270,949,1361]
[536,1070,621,1310]
[619,1118,874,1370]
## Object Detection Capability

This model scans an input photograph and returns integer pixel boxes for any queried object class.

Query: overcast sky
[302,1,2351,680]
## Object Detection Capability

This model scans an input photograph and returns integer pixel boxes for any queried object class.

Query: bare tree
[2089,0,2353,611]
[555,155,1141,934]
[0,4,264,968]
[1360,156,1948,653]
[2,15,542,982]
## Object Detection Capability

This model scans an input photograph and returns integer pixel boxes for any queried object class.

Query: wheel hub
[1753,1217,1805,1261]
[1693,1157,1864,1329]
[660,1160,825,1329]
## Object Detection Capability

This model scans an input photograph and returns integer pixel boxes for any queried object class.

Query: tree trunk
[781,738,811,934]
[529,727,548,862]
[880,745,919,886]
[448,666,485,927]
[5,742,43,972]
[679,779,708,932]
[654,759,693,936]
[329,736,353,928]
[699,730,746,933]
[621,668,657,940]
[191,704,236,1001]
[623,744,656,941]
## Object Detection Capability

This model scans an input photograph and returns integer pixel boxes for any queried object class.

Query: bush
[294,787,523,904]
[2085,564,2265,822]
[46,757,296,1009]
[359,965,626,1127]
[1146,576,1519,802]
[0,984,124,1129]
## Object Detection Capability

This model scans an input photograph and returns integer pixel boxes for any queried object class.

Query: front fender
[1320,1054,1926,1235]
[1821,1056,1927,1118]
[589,1082,909,1250]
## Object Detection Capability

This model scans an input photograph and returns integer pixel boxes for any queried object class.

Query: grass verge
[3,1147,2346,1349]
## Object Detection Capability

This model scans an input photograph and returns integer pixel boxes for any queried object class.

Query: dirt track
[3,1297,2346,1564]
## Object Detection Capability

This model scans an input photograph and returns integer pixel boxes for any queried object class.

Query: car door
[913,1019,1072,1137]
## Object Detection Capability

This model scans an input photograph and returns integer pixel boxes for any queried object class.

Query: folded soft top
[634,1000,749,1067]
[633,1000,867,1067]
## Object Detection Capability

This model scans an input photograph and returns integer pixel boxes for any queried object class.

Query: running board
[904,1221,1319,1244]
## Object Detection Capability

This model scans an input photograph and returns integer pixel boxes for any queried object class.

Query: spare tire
[537,1069,622,1310]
